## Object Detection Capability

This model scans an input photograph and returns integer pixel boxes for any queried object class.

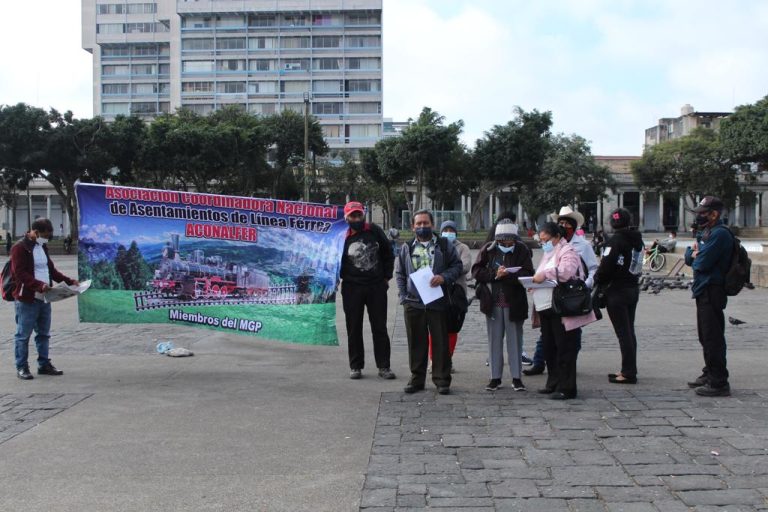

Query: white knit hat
[494,219,518,240]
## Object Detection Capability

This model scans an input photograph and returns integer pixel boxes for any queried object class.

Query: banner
[75,184,347,345]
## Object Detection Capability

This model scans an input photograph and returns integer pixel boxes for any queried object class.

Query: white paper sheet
[504,266,522,273]
[409,267,444,305]
[518,276,557,289]
[44,279,92,303]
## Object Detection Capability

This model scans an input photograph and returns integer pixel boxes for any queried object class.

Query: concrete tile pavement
[1,254,768,511]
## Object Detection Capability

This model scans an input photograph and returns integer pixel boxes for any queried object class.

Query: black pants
[403,304,451,388]
[342,280,391,370]
[606,285,640,379]
[540,309,579,397]
[696,285,729,388]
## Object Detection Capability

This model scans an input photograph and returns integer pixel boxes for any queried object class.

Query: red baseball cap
[344,201,365,217]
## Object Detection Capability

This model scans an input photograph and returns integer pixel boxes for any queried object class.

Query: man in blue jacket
[395,210,462,395]
[684,196,733,397]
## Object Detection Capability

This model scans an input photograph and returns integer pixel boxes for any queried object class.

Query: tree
[523,134,616,221]
[362,139,412,229]
[0,103,51,233]
[43,110,115,239]
[114,241,153,290]
[395,107,464,217]
[106,115,147,185]
[719,94,768,171]
[632,127,739,208]
[470,108,552,229]
[263,110,327,199]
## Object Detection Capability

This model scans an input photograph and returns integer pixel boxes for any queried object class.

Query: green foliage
[114,241,154,290]
[80,259,124,290]
[523,134,616,220]
[720,95,768,170]
[632,127,739,207]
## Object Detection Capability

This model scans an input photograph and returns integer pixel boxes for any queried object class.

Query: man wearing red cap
[340,201,396,380]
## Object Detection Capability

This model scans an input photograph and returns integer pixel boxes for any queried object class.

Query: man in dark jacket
[684,196,733,397]
[340,201,396,380]
[11,218,78,380]
[395,210,462,395]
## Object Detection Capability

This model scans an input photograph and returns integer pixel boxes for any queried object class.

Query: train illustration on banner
[133,234,299,311]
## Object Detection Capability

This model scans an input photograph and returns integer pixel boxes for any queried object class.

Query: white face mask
[36,237,49,245]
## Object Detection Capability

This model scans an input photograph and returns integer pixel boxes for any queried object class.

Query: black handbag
[552,265,592,317]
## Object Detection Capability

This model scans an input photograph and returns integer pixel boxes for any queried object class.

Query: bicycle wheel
[650,252,665,272]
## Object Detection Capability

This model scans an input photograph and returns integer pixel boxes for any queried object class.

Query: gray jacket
[395,236,463,310]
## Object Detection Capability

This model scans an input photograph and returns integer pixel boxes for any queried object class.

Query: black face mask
[415,227,432,240]
[695,213,711,227]
[348,220,364,231]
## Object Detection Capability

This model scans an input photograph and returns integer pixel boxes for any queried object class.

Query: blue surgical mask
[441,232,456,241]
[541,240,554,253]
[415,227,432,240]
[498,244,513,253]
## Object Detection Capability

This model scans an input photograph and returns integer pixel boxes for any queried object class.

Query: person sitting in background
[649,231,677,253]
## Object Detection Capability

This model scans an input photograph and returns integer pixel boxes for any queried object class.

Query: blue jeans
[14,299,52,369]
[532,329,582,368]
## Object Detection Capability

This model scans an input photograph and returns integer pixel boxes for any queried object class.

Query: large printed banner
[75,184,347,345]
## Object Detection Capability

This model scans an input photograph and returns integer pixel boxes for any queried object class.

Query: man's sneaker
[17,367,33,380]
[512,378,526,391]
[695,383,731,397]
[523,365,545,376]
[687,374,708,388]
[404,381,425,394]
[378,368,396,380]
[436,386,450,395]
[521,353,533,366]
[485,379,502,391]
[38,363,63,376]
[349,369,362,380]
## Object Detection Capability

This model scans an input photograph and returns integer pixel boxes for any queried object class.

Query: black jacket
[471,241,534,321]
[594,229,644,288]
[340,223,394,286]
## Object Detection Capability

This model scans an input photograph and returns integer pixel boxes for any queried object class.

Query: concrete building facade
[81,0,383,153]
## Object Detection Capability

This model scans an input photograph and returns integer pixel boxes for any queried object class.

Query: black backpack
[1,260,15,301]
[717,226,751,296]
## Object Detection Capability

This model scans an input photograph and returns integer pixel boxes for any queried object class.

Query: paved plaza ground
[2,254,768,511]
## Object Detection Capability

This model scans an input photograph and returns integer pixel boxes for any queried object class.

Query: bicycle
[643,244,665,272]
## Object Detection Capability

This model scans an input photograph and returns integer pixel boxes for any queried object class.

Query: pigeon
[728,316,746,326]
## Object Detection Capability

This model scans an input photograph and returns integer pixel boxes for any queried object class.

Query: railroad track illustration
[133,285,297,311]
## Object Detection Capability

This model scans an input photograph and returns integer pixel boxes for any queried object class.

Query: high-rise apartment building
[82,0,383,152]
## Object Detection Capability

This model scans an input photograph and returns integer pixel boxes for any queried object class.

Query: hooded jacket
[594,229,644,288]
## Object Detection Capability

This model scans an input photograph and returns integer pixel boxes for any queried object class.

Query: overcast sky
[1,0,766,155]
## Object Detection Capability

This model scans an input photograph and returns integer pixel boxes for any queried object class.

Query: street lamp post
[303,92,310,203]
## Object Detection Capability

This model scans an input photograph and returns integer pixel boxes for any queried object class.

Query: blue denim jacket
[684,221,733,298]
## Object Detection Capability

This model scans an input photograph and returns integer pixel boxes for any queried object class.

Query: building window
[184,17,213,29]
[182,81,214,93]
[311,36,338,49]
[131,64,155,75]
[347,58,380,70]
[248,14,276,27]
[127,3,157,14]
[216,59,246,72]
[249,37,277,50]
[97,23,124,34]
[347,124,381,138]
[250,59,276,71]
[132,83,157,95]
[183,38,214,51]
[346,79,381,92]
[314,58,341,71]
[283,103,304,113]
[183,60,215,73]
[313,80,342,93]
[102,64,130,75]
[216,38,246,50]
[248,81,277,94]
[216,16,244,28]
[345,36,380,48]
[102,102,130,115]
[159,102,170,113]
[280,37,310,49]
[102,46,130,57]
[248,103,276,115]
[186,104,214,115]
[282,15,306,27]
[322,125,341,138]
[348,102,381,114]
[312,102,342,115]
[282,59,309,71]
[280,81,309,94]
[347,13,381,25]
[103,84,129,95]
[217,82,246,94]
